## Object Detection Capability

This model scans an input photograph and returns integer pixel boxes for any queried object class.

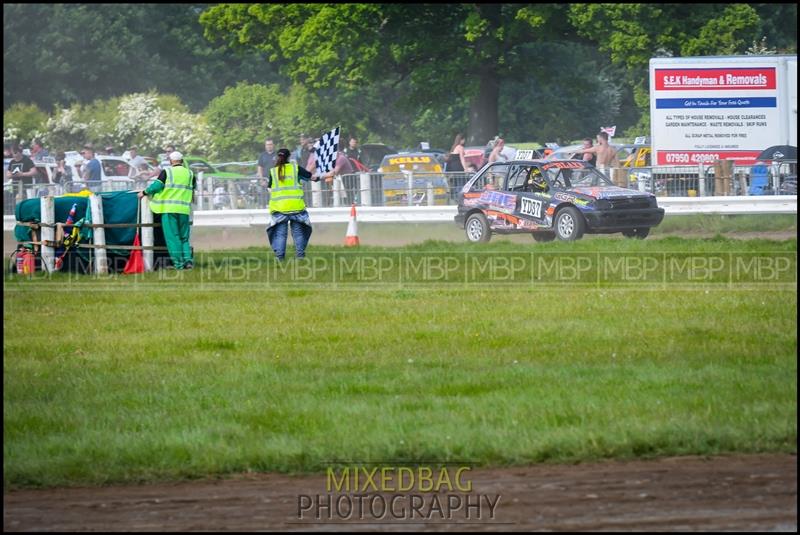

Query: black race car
[454,158,665,242]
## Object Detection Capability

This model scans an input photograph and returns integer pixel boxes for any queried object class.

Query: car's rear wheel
[554,207,585,241]
[465,212,492,243]
[531,231,556,242]
[622,227,650,239]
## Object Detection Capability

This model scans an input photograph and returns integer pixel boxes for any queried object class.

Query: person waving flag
[313,126,340,175]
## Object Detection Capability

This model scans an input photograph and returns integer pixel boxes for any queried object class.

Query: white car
[64,154,137,192]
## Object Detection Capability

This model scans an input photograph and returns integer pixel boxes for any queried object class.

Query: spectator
[343,136,363,164]
[257,138,278,178]
[578,138,597,166]
[127,146,149,181]
[6,145,38,185]
[3,144,12,158]
[578,132,617,177]
[81,146,102,182]
[53,151,72,185]
[102,145,116,156]
[159,144,176,168]
[257,138,278,208]
[30,139,49,161]
[213,184,230,210]
[466,163,478,173]
[445,133,467,172]
[126,145,146,169]
[488,138,506,163]
[322,150,355,206]
[291,133,310,166]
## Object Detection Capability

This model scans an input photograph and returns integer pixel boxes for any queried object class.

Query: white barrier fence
[4,196,796,232]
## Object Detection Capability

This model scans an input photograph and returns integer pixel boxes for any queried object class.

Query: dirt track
[4,454,796,531]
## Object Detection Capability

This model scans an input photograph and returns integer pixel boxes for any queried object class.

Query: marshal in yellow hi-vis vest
[269,162,305,213]
[150,165,195,215]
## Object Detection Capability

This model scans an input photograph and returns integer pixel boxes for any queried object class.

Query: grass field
[3,236,797,489]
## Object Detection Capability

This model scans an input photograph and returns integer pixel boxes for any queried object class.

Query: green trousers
[161,213,192,269]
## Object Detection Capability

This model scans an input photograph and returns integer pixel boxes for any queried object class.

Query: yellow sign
[388,156,432,165]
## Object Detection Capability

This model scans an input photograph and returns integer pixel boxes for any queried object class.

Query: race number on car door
[520,197,543,218]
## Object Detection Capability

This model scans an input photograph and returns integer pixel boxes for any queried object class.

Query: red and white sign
[655,68,776,91]
[600,125,616,137]
[649,58,791,168]
[656,150,760,166]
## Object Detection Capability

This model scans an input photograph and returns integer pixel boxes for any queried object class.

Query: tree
[3,103,48,146]
[499,42,626,143]
[3,3,273,112]
[205,83,280,160]
[568,4,766,135]
[200,4,573,145]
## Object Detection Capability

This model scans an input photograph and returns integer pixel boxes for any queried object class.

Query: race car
[454,154,665,242]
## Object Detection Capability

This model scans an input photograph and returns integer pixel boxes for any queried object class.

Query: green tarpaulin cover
[14,191,167,270]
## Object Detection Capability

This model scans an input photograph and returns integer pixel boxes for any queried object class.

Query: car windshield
[544,165,613,188]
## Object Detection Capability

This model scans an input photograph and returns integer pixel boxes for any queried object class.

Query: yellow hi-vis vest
[269,163,305,213]
[151,165,194,215]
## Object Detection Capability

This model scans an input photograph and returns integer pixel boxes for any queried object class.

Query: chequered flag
[313,126,340,174]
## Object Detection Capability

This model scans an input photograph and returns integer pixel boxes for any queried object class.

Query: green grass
[655,214,797,234]
[3,237,797,489]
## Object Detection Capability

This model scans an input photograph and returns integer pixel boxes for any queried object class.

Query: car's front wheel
[554,207,585,241]
[622,227,650,239]
[465,212,492,243]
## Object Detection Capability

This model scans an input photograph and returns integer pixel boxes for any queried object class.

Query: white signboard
[514,149,535,160]
[650,58,783,165]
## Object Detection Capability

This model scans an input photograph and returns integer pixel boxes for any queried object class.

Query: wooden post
[713,160,733,196]
[40,196,55,273]
[427,181,434,206]
[737,169,748,196]
[140,196,154,272]
[359,172,371,206]
[405,170,414,206]
[611,167,627,188]
[89,193,108,274]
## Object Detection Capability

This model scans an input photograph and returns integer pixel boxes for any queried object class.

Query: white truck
[649,54,797,166]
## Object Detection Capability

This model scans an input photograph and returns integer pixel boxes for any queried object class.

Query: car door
[506,163,549,227]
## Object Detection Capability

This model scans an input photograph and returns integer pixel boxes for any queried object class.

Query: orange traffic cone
[345,203,360,247]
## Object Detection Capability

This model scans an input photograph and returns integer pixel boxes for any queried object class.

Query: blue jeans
[266,211,313,260]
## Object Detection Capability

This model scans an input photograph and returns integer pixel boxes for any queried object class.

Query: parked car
[215,161,258,176]
[455,157,664,242]
[377,152,449,205]
[180,155,242,179]
[64,154,136,192]
[359,143,396,172]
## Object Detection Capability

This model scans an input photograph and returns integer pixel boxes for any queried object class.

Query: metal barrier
[4,196,797,232]
[611,160,797,197]
[3,179,141,216]
[6,164,797,217]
